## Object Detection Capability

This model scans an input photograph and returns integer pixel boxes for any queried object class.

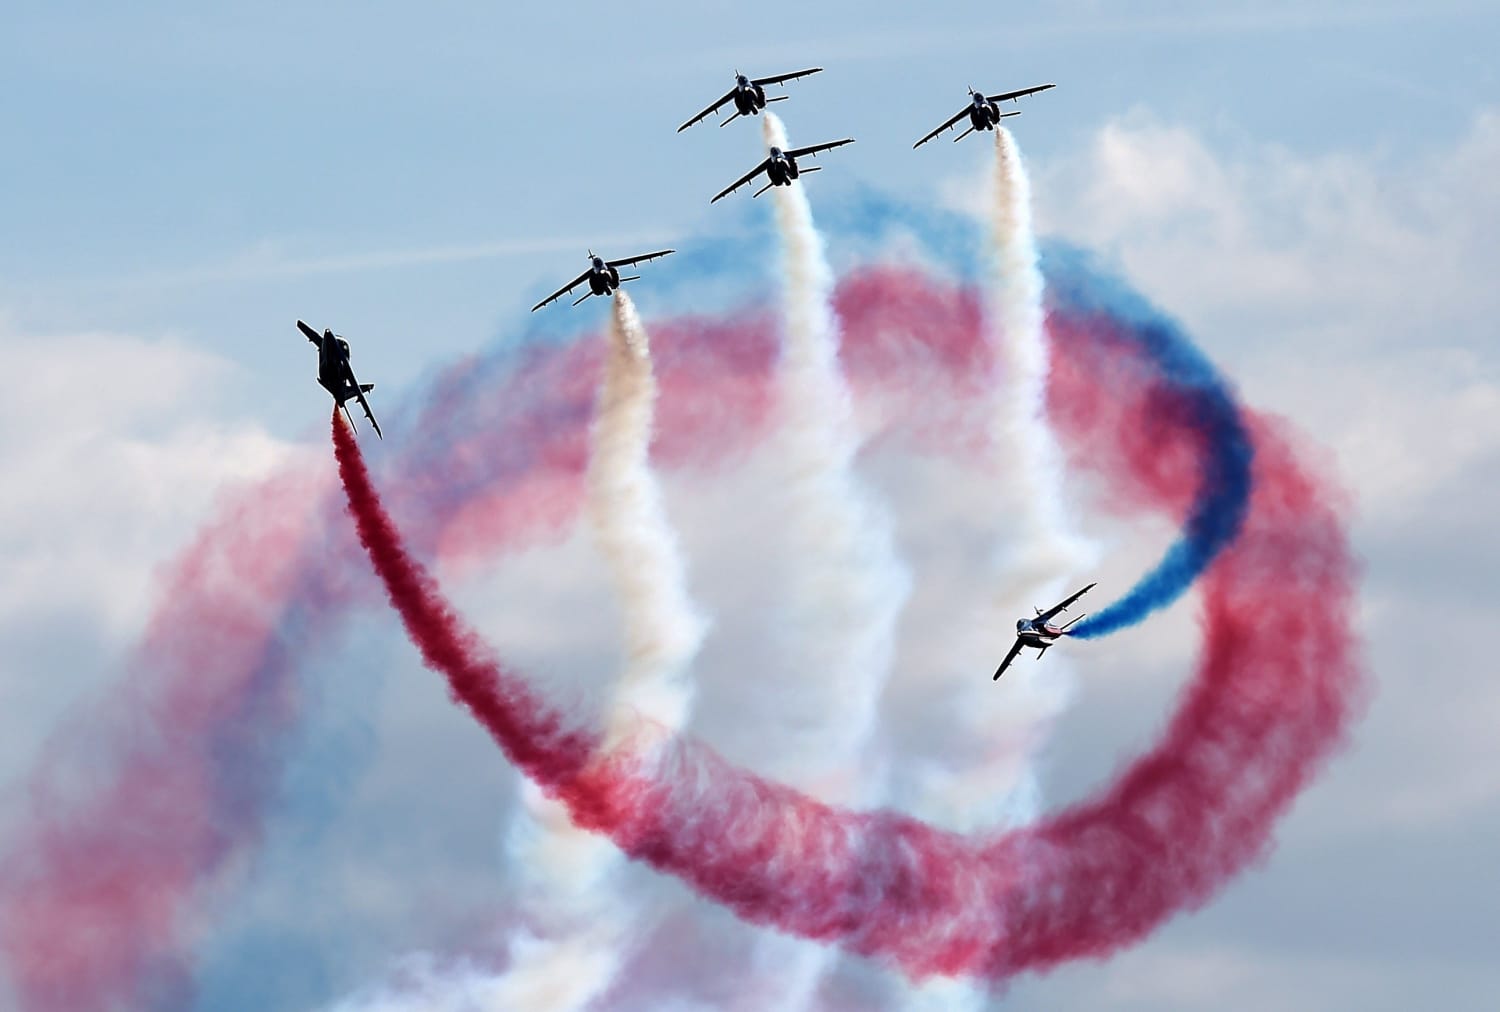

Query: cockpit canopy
[591,256,605,269]
[1016,618,1028,632]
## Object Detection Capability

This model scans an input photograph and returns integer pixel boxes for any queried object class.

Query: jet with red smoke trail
[913,83,1055,148]
[530,249,676,311]
[992,582,1094,680]
[711,138,855,203]
[677,67,823,132]
[298,319,383,439]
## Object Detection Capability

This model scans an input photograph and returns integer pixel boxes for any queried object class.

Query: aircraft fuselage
[732,76,768,117]
[316,331,356,403]
[587,259,623,297]
[766,147,802,187]
[1015,617,1069,650]
[969,95,1003,132]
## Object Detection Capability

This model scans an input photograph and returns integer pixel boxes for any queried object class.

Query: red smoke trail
[335,322,1362,981]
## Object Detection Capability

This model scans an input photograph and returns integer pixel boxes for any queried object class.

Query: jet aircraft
[913,83,1056,148]
[677,68,823,132]
[530,249,676,311]
[992,582,1095,680]
[710,139,855,203]
[298,320,382,439]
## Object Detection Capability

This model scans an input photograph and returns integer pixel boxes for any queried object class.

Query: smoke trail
[985,126,1086,585]
[749,110,910,1006]
[864,124,1088,1012]
[333,308,1363,985]
[1048,245,1255,639]
[492,293,705,1009]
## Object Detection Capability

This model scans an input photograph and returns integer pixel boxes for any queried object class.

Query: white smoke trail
[487,291,707,1010]
[737,110,911,1010]
[985,124,1086,584]
[810,125,1088,1012]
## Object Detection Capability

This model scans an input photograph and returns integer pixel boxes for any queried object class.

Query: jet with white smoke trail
[491,291,706,1011]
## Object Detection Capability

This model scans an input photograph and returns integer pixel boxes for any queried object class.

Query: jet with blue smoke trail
[992,582,1095,680]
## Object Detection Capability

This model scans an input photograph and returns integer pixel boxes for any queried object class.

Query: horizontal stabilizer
[360,383,374,394]
[766,95,789,102]
[1001,110,1022,118]
[572,292,593,306]
[1061,613,1085,631]
[752,181,775,198]
[953,125,976,142]
[799,165,822,174]
[617,275,641,283]
[718,110,743,128]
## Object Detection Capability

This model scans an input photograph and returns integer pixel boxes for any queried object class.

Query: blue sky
[2,2,1497,1009]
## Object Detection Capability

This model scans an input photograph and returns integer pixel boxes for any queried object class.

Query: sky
[2,1,1498,1009]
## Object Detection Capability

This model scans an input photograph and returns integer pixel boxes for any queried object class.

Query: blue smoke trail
[1043,243,1254,639]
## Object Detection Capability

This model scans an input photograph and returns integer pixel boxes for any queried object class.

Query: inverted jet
[298,319,382,439]
[992,582,1095,680]
[914,83,1055,148]
[710,138,854,203]
[530,248,676,311]
[678,67,823,132]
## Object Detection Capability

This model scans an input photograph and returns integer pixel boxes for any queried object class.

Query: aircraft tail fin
[1038,644,1050,658]
[360,383,374,394]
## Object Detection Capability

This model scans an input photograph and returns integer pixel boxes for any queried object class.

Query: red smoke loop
[332,312,1363,981]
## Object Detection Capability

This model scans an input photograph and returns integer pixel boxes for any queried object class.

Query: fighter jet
[677,68,823,132]
[530,249,676,312]
[298,320,382,439]
[710,139,855,203]
[992,582,1095,680]
[913,83,1055,148]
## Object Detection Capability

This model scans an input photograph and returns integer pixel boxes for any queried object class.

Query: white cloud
[0,325,303,771]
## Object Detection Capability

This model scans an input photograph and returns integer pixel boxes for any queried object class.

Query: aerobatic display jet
[530,249,676,311]
[298,319,382,439]
[677,68,823,132]
[913,83,1056,148]
[710,138,855,203]
[992,582,1095,680]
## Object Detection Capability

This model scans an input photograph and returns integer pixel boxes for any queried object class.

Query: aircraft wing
[530,269,593,312]
[913,107,969,148]
[1037,582,1096,624]
[786,138,855,159]
[710,158,771,203]
[678,89,737,132]
[297,319,322,345]
[346,369,383,440]
[605,249,675,269]
[992,638,1025,681]
[986,82,1056,104]
[752,67,823,87]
